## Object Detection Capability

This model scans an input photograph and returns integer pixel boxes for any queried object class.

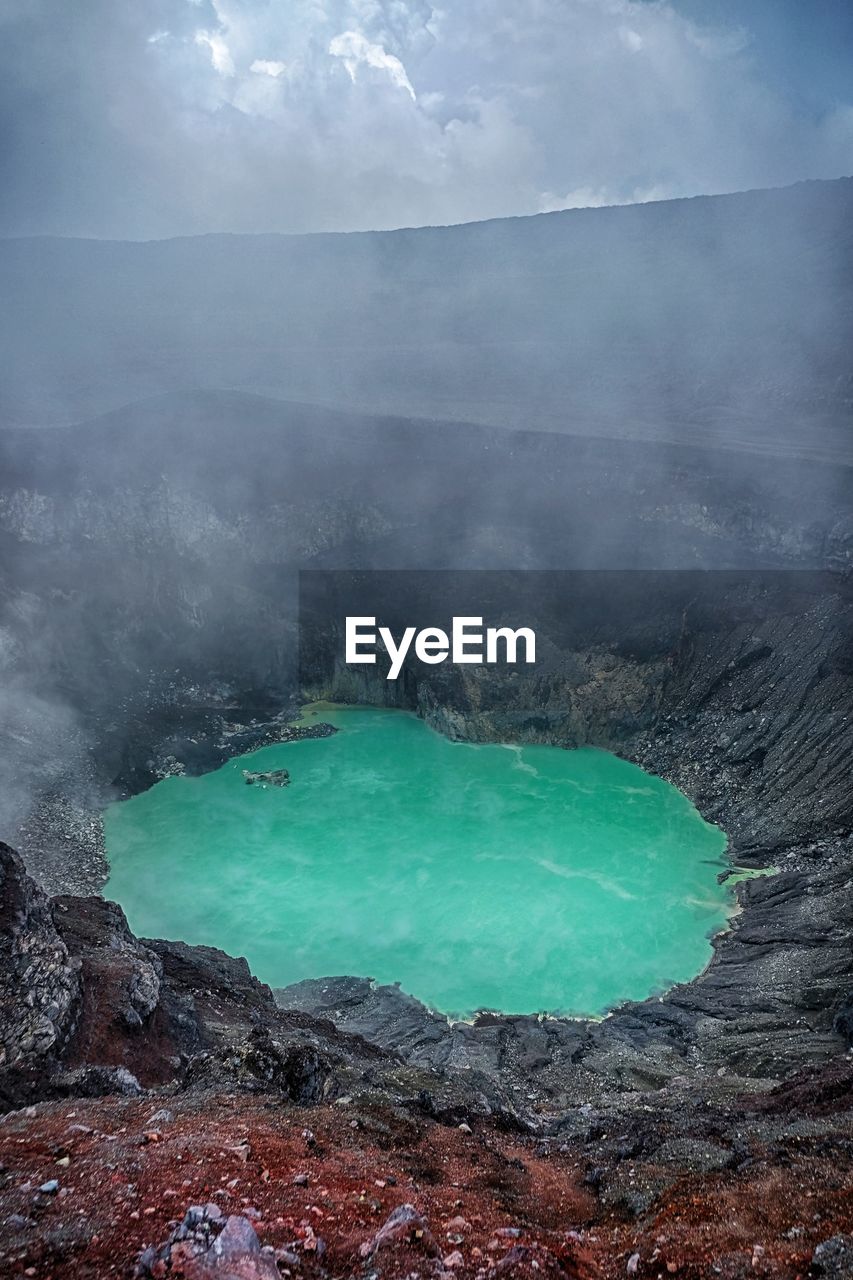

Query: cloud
[0,0,851,238]
[329,30,416,100]
[538,183,669,212]
[195,29,236,76]
[250,58,286,77]
[619,26,644,52]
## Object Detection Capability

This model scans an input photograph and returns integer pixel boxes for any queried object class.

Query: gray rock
[0,844,81,1091]
[213,1214,262,1259]
[242,769,290,788]
[370,1203,437,1256]
[812,1235,853,1277]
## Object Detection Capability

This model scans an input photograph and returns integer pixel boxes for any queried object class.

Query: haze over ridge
[2,177,851,465]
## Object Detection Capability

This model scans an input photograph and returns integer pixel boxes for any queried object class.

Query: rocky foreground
[3,841,853,1280]
[4,1074,853,1280]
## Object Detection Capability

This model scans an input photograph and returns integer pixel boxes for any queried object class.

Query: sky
[1,0,852,239]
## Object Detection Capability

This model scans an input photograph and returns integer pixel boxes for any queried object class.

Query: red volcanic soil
[1,1089,852,1280]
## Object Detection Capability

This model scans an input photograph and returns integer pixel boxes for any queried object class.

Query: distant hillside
[1,179,851,461]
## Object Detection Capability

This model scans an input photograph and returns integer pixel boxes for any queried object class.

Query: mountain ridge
[2,174,851,246]
[1,177,850,462]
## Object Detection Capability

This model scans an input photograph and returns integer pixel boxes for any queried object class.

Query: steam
[329,31,417,102]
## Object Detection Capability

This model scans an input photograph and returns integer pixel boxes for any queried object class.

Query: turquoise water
[103,706,730,1018]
